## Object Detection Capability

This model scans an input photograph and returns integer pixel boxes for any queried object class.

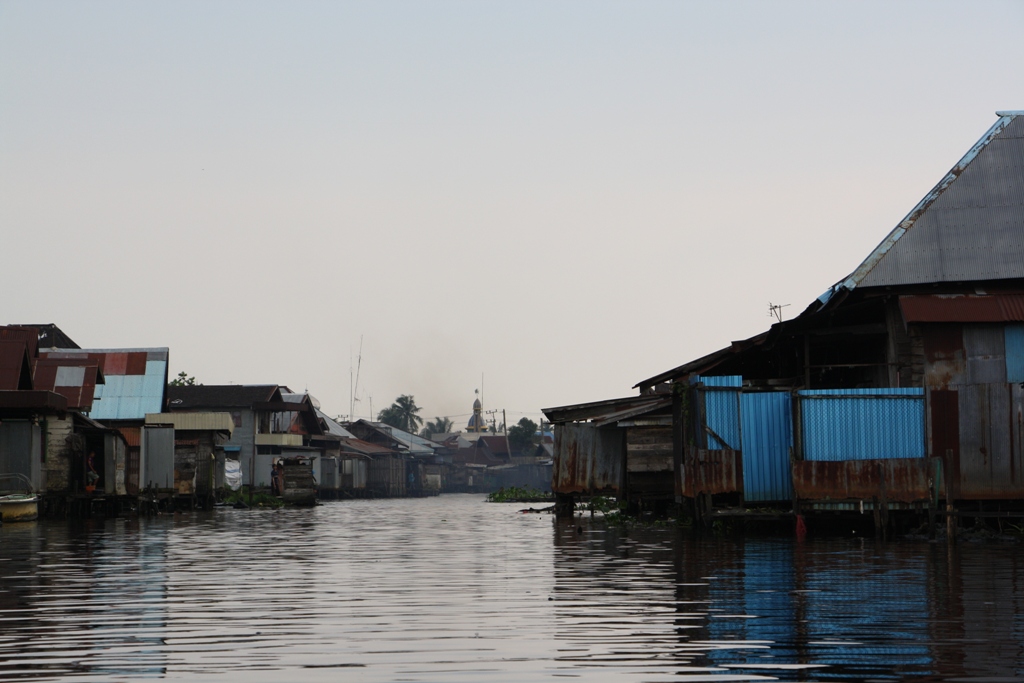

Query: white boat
[0,494,39,523]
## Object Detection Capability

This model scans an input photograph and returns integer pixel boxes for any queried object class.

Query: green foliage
[507,417,539,454]
[421,416,453,438]
[170,371,200,387]
[486,486,550,502]
[222,488,284,508]
[378,395,424,434]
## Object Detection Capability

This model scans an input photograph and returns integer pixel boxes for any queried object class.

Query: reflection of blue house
[703,540,932,679]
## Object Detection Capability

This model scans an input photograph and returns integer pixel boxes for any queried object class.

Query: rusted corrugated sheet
[553,423,623,494]
[901,294,1024,323]
[32,358,100,410]
[921,325,966,389]
[117,427,141,448]
[0,390,67,412]
[792,458,932,503]
[929,389,961,498]
[0,341,32,391]
[0,327,39,360]
[682,447,742,497]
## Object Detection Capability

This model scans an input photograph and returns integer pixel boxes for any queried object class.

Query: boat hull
[0,495,39,523]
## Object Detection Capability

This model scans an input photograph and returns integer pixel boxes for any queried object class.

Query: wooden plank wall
[626,426,674,498]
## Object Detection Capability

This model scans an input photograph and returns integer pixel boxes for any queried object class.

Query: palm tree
[421,416,453,438]
[378,394,423,434]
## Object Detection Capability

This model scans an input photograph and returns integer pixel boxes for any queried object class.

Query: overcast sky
[2,1,1022,428]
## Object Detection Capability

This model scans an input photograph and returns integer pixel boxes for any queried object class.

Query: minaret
[467,391,485,433]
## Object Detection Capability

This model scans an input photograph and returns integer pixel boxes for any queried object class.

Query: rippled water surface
[2,495,1023,682]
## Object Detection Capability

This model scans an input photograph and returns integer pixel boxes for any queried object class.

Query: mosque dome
[473,398,482,410]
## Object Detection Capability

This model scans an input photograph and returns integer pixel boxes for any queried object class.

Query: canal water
[1,494,1022,682]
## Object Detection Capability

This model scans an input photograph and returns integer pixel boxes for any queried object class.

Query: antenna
[351,336,363,419]
[768,302,791,323]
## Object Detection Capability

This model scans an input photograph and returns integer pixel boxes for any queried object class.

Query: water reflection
[552,520,1024,681]
[1,497,1023,682]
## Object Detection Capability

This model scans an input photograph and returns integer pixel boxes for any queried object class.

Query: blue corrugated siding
[1005,324,1024,383]
[700,376,743,450]
[741,392,794,502]
[798,388,925,461]
[699,375,742,388]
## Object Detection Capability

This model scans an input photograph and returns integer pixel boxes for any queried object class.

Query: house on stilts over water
[544,110,1024,534]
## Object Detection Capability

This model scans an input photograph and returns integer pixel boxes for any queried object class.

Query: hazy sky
[2,1,1022,428]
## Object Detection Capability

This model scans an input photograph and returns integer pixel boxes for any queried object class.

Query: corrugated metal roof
[900,293,1024,322]
[14,324,80,350]
[846,113,1024,289]
[37,348,168,421]
[145,412,234,434]
[316,409,355,438]
[89,370,166,420]
[117,427,141,447]
[543,395,671,424]
[339,438,395,456]
[167,384,279,409]
[0,341,32,391]
[0,328,39,360]
[0,390,67,412]
[32,358,101,410]
[367,422,437,455]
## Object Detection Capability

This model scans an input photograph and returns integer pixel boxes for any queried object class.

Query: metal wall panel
[741,392,794,502]
[682,447,742,497]
[700,376,743,450]
[552,423,624,495]
[792,459,932,503]
[958,382,1023,498]
[964,326,1006,384]
[1004,324,1024,383]
[798,389,925,461]
[142,426,175,490]
[0,420,40,491]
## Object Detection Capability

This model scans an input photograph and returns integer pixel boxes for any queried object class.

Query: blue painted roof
[86,353,168,420]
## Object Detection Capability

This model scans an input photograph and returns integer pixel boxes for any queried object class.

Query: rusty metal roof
[116,426,141,447]
[0,327,39,359]
[32,358,103,410]
[899,293,1024,322]
[844,112,1024,289]
[0,390,67,413]
[543,394,672,424]
[40,348,169,420]
[0,341,33,391]
[339,438,395,457]
[8,324,79,350]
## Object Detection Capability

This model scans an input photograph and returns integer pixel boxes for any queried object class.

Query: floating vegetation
[486,486,552,503]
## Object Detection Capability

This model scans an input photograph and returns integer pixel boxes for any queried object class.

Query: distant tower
[467,392,486,433]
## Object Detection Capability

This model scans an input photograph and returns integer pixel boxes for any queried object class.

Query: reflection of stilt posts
[946,503,956,543]
[555,492,574,518]
[878,462,889,540]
